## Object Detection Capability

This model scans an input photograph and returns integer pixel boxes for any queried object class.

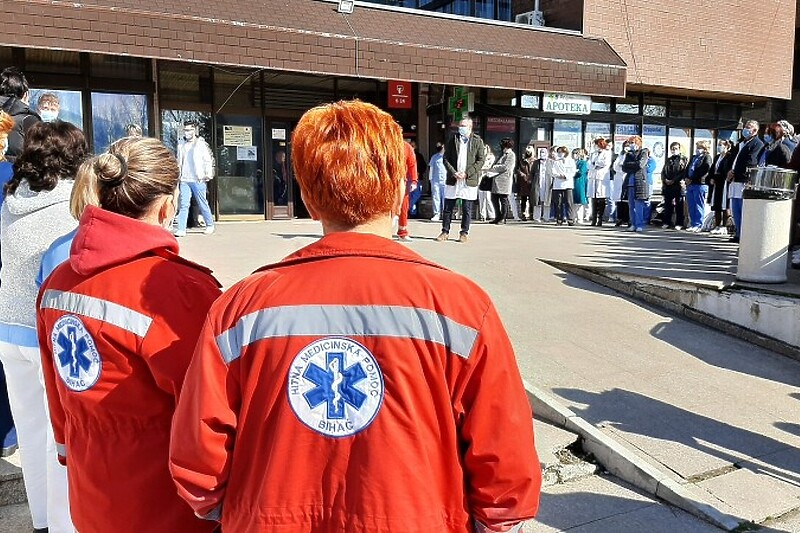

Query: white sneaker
[674,225,683,231]
[398,235,412,242]
[430,215,440,222]
[174,230,186,238]
[635,227,644,233]
[661,224,670,229]
[203,226,216,235]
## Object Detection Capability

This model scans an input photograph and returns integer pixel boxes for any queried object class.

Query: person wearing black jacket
[708,140,734,233]
[685,141,713,231]
[621,135,650,232]
[727,120,764,243]
[661,142,688,229]
[759,122,793,168]
[0,68,40,163]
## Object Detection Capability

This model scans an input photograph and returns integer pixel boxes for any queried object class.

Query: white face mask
[183,129,196,141]
[40,110,58,123]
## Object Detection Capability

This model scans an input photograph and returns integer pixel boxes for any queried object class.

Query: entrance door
[216,114,265,218]
[268,121,310,219]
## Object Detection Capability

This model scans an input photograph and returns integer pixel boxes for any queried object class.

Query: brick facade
[582,0,796,100]
[1,0,626,97]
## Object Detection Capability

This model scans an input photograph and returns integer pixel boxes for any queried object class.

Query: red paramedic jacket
[170,231,541,533]
[36,206,221,533]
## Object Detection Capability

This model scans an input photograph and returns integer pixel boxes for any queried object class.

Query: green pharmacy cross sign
[448,87,474,122]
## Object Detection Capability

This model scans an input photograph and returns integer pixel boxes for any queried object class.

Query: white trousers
[477,190,495,220]
[0,341,72,532]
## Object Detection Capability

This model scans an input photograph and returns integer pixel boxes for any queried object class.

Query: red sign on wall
[388,81,413,109]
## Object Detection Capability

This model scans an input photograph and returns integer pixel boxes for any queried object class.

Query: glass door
[268,121,310,219]
[216,114,264,217]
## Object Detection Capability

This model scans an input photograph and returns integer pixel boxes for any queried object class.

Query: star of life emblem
[288,337,384,438]
[51,315,101,392]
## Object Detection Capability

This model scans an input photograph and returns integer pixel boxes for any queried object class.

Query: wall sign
[388,81,413,109]
[543,93,592,115]
[223,125,253,146]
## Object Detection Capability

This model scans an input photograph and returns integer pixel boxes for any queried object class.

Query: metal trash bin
[736,167,798,283]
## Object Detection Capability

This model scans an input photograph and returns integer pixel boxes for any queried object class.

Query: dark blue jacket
[732,136,764,182]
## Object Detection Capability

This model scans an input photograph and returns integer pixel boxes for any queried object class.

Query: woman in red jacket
[36,137,221,533]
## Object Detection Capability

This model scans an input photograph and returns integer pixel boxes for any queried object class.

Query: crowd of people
[419,117,800,269]
[0,63,541,533]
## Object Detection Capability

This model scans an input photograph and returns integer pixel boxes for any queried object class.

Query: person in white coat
[175,121,215,237]
[611,140,629,226]
[587,138,612,226]
[477,145,496,221]
[551,146,577,226]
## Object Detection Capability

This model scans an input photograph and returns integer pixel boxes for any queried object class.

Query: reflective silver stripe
[198,505,221,521]
[40,289,153,338]
[56,443,66,457]
[216,305,479,364]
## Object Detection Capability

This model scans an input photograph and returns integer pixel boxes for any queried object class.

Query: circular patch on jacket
[51,315,101,392]
[288,337,384,438]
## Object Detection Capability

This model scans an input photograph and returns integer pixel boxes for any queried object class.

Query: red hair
[291,100,405,227]
[594,138,608,150]
[0,111,13,161]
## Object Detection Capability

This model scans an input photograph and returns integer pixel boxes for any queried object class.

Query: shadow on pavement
[775,422,800,438]
[553,388,800,490]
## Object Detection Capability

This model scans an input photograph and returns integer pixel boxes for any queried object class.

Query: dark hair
[594,138,608,149]
[183,121,197,128]
[83,137,178,220]
[0,67,29,98]
[6,121,88,196]
[669,142,681,150]
[435,141,444,151]
[500,137,514,150]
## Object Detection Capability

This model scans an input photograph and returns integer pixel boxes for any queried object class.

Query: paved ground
[175,217,800,531]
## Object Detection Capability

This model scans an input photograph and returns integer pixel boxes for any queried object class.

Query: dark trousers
[442,198,474,235]
[616,200,630,225]
[662,187,685,227]
[591,198,607,226]
[552,189,575,223]
[490,193,509,223]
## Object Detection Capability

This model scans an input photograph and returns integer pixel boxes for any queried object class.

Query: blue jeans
[627,187,647,230]
[731,197,744,238]
[686,184,708,228]
[431,180,445,217]
[177,181,214,232]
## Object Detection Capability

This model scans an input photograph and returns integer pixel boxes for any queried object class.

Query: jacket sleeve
[491,152,515,176]
[443,139,458,177]
[36,291,68,466]
[405,143,418,184]
[454,301,541,530]
[201,140,214,180]
[466,137,487,182]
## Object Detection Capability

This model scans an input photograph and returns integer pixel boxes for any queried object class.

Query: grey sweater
[0,179,76,341]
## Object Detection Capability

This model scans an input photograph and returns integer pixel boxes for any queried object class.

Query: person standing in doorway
[175,121,215,237]
[437,116,486,243]
[428,141,446,222]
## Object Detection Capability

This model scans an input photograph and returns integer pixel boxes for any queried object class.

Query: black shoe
[729,236,740,243]
[33,528,49,533]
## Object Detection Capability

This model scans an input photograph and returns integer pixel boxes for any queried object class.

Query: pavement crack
[685,464,740,483]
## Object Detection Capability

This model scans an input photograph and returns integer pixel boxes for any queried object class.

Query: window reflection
[91,92,148,153]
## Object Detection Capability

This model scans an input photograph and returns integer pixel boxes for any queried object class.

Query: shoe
[435,232,448,242]
[33,529,48,533]
[203,226,216,235]
[635,227,644,233]
[661,224,670,229]
[791,249,800,269]
[567,221,575,226]
[533,218,542,223]
[458,233,468,243]
[197,219,206,228]
[398,235,412,242]
[674,225,683,231]
[430,215,440,222]
[173,230,186,238]
[729,236,740,243]
[520,215,527,221]
[627,226,636,232]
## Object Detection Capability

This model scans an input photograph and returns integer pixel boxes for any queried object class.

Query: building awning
[4,0,627,97]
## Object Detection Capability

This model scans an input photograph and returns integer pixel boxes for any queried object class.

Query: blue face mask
[458,127,470,138]
[763,134,774,144]
[39,110,58,123]
[742,129,753,140]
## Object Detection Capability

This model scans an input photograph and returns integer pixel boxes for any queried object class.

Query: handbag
[479,174,493,191]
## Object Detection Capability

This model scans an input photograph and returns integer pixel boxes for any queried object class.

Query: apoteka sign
[543,93,592,115]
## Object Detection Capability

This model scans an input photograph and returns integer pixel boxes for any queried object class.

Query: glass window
[215,69,261,112]
[643,124,667,187]
[26,49,81,75]
[615,97,640,115]
[498,0,512,20]
[520,94,540,109]
[158,62,212,106]
[643,103,666,117]
[264,72,335,110]
[719,104,739,120]
[91,92,149,153]
[29,89,83,128]
[337,77,380,104]
[484,117,516,158]
[695,102,716,119]
[91,54,148,80]
[520,117,550,153]
[216,115,264,215]
[0,47,12,69]
[475,0,494,18]
[553,119,582,149]
[486,89,516,106]
[585,122,611,152]
[668,127,691,157]
[669,101,692,118]
[591,98,611,112]
[694,129,714,152]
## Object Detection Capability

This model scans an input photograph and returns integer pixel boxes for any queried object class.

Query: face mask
[40,110,58,123]
[717,145,725,152]
[742,129,753,140]
[763,134,774,144]
[696,149,704,156]
[458,127,470,138]
[557,153,565,160]
[623,146,631,152]
[671,150,679,156]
